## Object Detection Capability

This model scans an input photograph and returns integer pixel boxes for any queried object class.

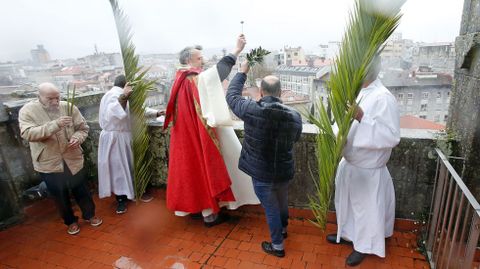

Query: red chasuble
[163,68,235,214]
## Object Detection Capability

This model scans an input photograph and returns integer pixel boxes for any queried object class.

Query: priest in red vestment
[164,35,246,227]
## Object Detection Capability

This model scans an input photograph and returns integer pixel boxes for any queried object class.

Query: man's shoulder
[264,102,302,121]
[185,73,199,85]
[20,100,40,112]
[104,87,122,98]
[377,87,396,103]
[371,81,396,101]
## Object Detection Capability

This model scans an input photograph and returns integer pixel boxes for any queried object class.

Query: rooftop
[0,189,429,269]
[400,115,446,130]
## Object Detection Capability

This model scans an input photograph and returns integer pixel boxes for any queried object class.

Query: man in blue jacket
[226,61,303,258]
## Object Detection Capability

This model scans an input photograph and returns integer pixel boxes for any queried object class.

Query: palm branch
[66,84,76,116]
[306,0,404,229]
[246,47,271,67]
[109,0,156,200]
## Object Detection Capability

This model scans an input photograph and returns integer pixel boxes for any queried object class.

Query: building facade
[30,45,51,65]
[384,72,452,125]
[413,42,455,75]
[275,65,318,95]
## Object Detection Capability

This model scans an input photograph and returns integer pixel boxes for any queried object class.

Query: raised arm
[216,34,246,81]
[226,61,254,120]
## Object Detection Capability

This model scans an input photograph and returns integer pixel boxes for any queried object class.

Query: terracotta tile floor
[0,189,429,269]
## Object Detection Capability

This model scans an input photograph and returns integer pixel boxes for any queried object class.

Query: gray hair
[365,55,382,83]
[179,45,203,65]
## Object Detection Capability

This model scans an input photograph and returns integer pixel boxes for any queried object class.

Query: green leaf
[246,46,271,67]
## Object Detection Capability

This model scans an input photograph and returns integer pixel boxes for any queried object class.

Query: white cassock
[334,79,400,258]
[97,86,157,200]
[174,66,260,217]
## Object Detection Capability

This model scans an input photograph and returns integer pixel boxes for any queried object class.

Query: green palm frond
[109,0,155,200]
[308,0,404,229]
[246,47,271,67]
[66,84,76,116]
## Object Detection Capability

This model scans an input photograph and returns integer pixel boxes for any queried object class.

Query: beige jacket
[18,100,89,175]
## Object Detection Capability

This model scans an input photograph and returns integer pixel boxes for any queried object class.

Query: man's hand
[56,116,73,128]
[354,105,364,122]
[123,82,133,98]
[233,34,247,56]
[68,137,80,149]
[240,60,250,74]
[156,110,166,117]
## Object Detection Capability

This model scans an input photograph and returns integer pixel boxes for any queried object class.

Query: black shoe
[204,213,230,228]
[346,250,366,267]
[326,234,352,245]
[282,232,288,239]
[116,202,127,214]
[190,213,203,220]
[261,241,285,258]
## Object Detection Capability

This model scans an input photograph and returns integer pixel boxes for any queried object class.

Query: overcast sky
[0,0,464,62]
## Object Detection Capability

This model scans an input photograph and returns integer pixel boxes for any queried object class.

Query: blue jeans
[252,178,289,249]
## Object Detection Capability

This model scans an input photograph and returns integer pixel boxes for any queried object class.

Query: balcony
[0,93,478,268]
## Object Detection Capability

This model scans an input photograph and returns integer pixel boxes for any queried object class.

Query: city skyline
[0,0,464,62]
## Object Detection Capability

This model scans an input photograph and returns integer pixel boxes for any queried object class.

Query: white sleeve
[104,92,128,121]
[352,95,400,149]
[144,107,158,119]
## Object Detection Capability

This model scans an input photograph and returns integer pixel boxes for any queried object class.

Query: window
[294,52,298,56]
[444,115,448,122]
[436,92,442,98]
[397,93,404,100]
[420,104,427,111]
[422,92,429,100]
[407,93,413,105]
[419,115,427,119]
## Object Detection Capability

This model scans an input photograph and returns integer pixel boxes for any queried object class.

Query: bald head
[38,82,60,110]
[38,82,59,96]
[260,75,281,97]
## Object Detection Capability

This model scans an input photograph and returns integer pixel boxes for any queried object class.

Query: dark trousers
[40,165,95,226]
[252,178,289,248]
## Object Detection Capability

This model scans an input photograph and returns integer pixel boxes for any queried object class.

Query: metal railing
[426,148,480,269]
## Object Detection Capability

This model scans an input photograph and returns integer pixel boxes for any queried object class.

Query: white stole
[197,67,233,127]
